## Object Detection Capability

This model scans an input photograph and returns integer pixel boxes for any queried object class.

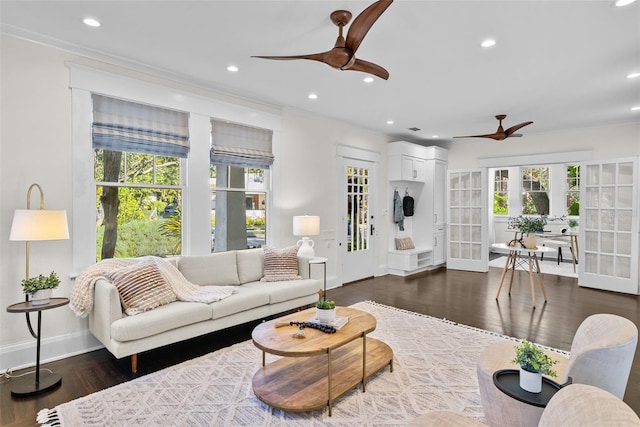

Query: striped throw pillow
[261,246,301,282]
[107,259,177,315]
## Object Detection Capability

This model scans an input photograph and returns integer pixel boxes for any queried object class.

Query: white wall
[445,123,640,246]
[0,35,390,370]
[446,123,639,169]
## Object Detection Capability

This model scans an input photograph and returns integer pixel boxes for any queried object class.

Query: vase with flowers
[507,215,548,249]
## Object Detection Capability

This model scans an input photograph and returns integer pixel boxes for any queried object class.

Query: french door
[579,158,638,294]
[338,156,376,284]
[447,169,488,272]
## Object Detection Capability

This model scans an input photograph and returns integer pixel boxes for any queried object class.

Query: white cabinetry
[388,141,448,276]
[390,154,426,182]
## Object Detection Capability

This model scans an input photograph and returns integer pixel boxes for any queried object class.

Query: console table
[6,297,69,396]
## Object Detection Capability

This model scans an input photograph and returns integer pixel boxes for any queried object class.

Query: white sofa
[88,248,321,372]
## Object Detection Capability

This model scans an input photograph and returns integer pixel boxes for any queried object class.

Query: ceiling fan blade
[504,121,533,137]
[252,52,329,63]
[347,58,389,80]
[453,133,502,140]
[345,0,393,54]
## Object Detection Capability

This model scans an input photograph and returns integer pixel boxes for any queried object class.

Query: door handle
[370,224,375,235]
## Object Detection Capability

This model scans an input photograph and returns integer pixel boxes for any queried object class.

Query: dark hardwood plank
[2,265,638,426]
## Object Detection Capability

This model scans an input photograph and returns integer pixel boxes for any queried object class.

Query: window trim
[69,63,282,273]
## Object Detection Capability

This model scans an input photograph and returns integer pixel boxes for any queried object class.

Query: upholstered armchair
[475,313,638,427]
[410,384,640,426]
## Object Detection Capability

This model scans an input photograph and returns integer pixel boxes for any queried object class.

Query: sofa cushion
[111,301,213,342]
[106,259,177,316]
[261,246,301,282]
[178,252,240,286]
[244,278,321,304]
[236,248,264,284]
[209,285,271,319]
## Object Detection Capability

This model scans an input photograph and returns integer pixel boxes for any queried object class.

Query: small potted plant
[512,339,558,393]
[315,298,336,323]
[21,271,60,306]
[508,215,548,248]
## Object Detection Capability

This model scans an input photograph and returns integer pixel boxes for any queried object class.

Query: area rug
[37,302,563,426]
[489,256,578,278]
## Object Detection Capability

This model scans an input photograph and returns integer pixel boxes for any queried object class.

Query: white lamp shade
[10,209,69,241]
[293,215,320,236]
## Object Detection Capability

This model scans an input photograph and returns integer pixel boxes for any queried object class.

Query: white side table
[309,257,328,299]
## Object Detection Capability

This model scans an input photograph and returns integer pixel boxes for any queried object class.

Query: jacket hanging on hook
[393,189,404,231]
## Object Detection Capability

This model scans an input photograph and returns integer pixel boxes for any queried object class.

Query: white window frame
[69,64,282,273]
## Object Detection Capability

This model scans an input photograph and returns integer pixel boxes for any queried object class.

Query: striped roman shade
[92,94,190,158]
[210,120,274,168]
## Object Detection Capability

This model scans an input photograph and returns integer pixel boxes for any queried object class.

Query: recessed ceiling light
[226,65,239,72]
[308,93,318,100]
[386,120,394,125]
[363,76,374,83]
[83,18,101,27]
[631,106,640,111]
[627,72,640,79]
[432,135,439,139]
[481,39,496,48]
[615,0,636,6]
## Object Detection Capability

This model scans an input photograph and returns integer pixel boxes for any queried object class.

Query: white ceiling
[2,0,639,144]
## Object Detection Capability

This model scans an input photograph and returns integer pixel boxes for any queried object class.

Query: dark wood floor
[2,264,638,426]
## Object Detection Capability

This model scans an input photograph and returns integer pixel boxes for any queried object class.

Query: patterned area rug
[38,302,545,426]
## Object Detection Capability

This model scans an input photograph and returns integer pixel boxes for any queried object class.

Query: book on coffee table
[307,316,349,330]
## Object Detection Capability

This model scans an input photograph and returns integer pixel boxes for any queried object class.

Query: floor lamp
[9,183,69,338]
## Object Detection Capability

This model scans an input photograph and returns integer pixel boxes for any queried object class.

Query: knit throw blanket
[70,257,235,318]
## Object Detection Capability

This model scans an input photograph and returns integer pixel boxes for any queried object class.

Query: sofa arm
[88,279,123,347]
[297,256,310,279]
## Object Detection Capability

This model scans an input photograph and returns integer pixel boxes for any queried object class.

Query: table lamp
[293,215,320,258]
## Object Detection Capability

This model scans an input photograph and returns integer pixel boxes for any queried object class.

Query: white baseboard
[0,329,103,372]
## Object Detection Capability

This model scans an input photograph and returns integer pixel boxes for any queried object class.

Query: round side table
[7,297,69,396]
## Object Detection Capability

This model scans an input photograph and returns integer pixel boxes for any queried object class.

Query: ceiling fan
[454,115,534,141]
[252,0,393,80]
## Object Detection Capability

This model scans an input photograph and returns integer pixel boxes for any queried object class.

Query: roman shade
[210,119,274,168]
[92,94,190,158]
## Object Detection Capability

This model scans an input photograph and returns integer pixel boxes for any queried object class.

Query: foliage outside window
[210,166,267,252]
[347,166,369,252]
[566,165,580,216]
[493,169,509,215]
[522,167,550,215]
[95,150,182,260]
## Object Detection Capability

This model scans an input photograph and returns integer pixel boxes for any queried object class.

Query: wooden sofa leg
[131,354,138,373]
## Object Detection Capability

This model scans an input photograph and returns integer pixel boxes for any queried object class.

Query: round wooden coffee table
[251,306,393,416]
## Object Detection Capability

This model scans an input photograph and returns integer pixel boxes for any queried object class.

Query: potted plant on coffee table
[21,271,60,306]
[315,298,336,323]
[512,339,558,393]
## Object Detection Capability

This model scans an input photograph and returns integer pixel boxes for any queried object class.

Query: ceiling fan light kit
[454,114,534,141]
[252,0,393,80]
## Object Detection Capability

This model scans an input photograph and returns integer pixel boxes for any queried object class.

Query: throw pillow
[107,259,177,316]
[261,246,301,282]
[395,237,415,250]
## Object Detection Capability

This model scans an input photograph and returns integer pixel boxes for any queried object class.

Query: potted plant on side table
[21,271,60,306]
[315,298,336,323]
[512,339,558,393]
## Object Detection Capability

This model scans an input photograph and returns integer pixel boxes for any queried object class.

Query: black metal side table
[493,369,571,408]
[6,297,69,396]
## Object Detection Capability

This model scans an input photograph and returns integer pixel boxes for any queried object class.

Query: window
[493,169,509,215]
[92,95,188,260]
[566,165,580,216]
[521,167,550,215]
[210,120,273,252]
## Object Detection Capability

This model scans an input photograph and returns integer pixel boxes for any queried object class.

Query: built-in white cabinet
[390,154,426,182]
[388,141,448,276]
